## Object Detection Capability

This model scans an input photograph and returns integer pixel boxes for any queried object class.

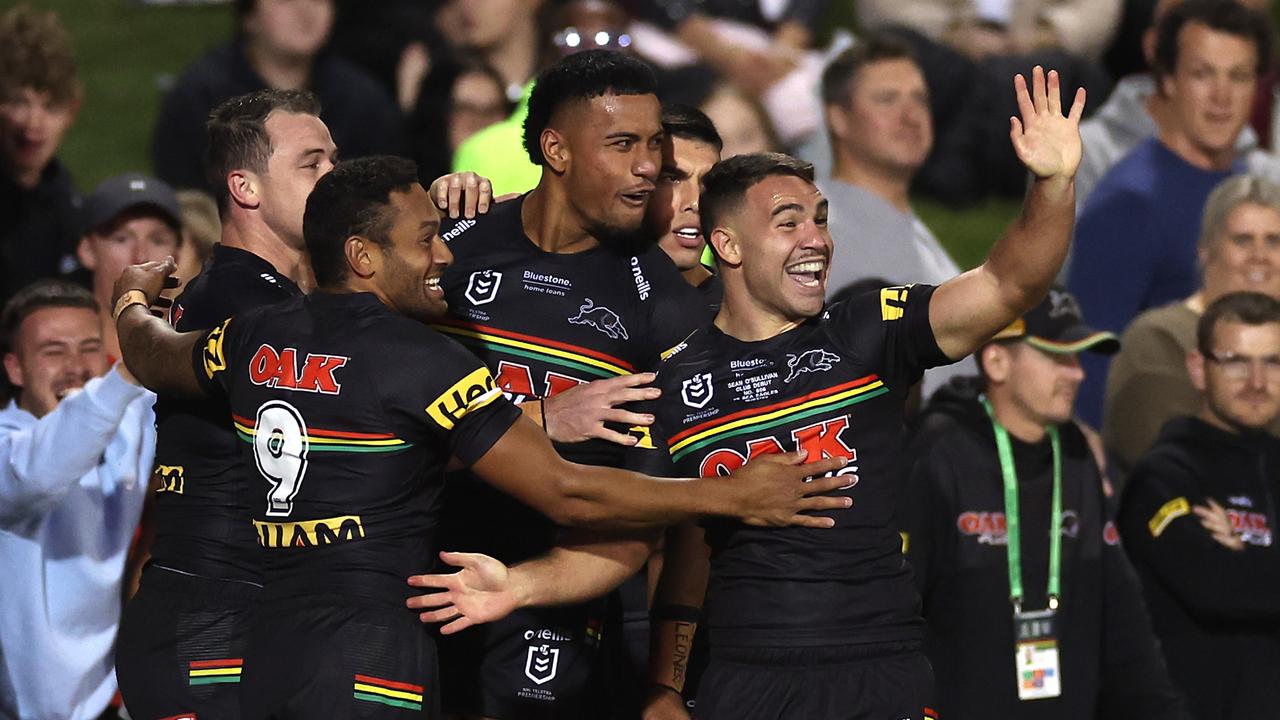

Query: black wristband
[651,603,701,624]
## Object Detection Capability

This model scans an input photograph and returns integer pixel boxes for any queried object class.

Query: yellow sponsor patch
[880,286,910,321]
[426,366,503,430]
[1148,497,1190,538]
[628,425,655,449]
[899,531,909,554]
[254,515,365,548]
[203,318,231,379]
[154,464,185,494]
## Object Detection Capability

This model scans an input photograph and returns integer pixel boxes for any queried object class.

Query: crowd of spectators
[4,0,1280,718]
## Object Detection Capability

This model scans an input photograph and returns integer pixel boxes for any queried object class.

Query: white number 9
[253,400,309,517]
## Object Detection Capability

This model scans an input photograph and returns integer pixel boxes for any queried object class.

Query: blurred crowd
[4,0,1280,719]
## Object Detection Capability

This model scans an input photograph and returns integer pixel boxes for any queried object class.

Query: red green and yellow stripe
[232,415,412,454]
[353,674,424,711]
[188,658,242,685]
[668,375,889,462]
[433,319,634,379]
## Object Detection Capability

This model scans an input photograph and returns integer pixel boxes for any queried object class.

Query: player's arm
[113,259,210,398]
[928,66,1086,360]
[405,529,656,632]
[472,413,851,529]
[642,522,709,719]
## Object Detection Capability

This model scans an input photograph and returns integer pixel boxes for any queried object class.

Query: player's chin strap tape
[651,603,701,624]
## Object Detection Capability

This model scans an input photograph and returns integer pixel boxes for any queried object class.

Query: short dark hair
[303,156,421,288]
[1197,291,1280,354]
[820,33,918,108]
[661,103,723,153]
[203,89,323,213]
[700,153,815,243]
[0,4,79,106]
[522,49,658,165]
[2,280,97,355]
[1154,0,1272,79]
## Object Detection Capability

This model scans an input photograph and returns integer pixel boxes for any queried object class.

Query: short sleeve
[192,316,238,397]
[827,284,950,386]
[401,334,523,466]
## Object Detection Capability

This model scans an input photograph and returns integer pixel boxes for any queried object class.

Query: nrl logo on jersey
[784,349,840,383]
[568,298,628,340]
[681,372,714,408]
[465,270,502,305]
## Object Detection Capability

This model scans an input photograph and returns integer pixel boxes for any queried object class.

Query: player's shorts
[437,602,606,719]
[238,597,439,719]
[693,643,936,720]
[116,565,259,720]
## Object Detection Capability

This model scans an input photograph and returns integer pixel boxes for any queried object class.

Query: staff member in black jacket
[1120,290,1280,720]
[903,287,1192,719]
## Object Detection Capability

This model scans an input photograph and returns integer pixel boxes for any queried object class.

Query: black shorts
[437,602,606,719]
[116,565,259,720]
[239,597,439,719]
[693,644,936,720]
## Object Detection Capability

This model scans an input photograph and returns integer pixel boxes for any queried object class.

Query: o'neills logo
[254,514,365,548]
[630,257,651,300]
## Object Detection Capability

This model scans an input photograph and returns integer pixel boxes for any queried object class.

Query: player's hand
[406,551,522,633]
[1009,66,1085,181]
[542,373,662,445]
[112,258,179,314]
[728,450,853,528]
[430,171,494,220]
[1194,498,1244,551]
[642,686,692,720]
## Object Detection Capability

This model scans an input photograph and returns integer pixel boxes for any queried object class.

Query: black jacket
[0,159,82,305]
[1119,417,1280,720]
[902,379,1190,720]
[151,40,406,191]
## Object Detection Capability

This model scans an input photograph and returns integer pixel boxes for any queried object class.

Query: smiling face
[1162,21,1259,167]
[4,306,106,419]
[0,87,76,187]
[649,135,721,271]
[1202,201,1280,301]
[555,92,663,245]
[716,173,831,325]
[366,183,451,323]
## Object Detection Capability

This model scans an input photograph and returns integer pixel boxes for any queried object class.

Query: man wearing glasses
[1120,290,1280,720]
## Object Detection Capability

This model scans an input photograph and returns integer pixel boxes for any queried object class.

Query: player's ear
[3,352,22,389]
[227,169,261,211]
[76,234,97,271]
[345,235,375,279]
[709,227,741,267]
[1187,349,1207,392]
[541,128,569,174]
[980,343,1011,384]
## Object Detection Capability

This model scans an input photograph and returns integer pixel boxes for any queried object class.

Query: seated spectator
[410,58,512,182]
[1076,0,1280,216]
[173,189,220,295]
[151,0,404,191]
[1119,291,1280,720]
[902,288,1193,719]
[1105,174,1280,475]
[75,173,182,360]
[0,280,153,720]
[0,5,82,305]
[1069,0,1273,427]
[817,36,975,399]
[855,0,1117,203]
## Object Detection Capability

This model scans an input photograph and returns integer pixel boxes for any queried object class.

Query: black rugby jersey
[435,195,710,561]
[151,245,303,580]
[634,285,951,648]
[193,292,522,604]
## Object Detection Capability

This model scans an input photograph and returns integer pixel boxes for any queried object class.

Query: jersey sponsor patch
[1148,497,1190,538]
[202,317,231,379]
[248,345,349,395]
[427,366,503,430]
[628,424,655,449]
[155,464,185,494]
[880,286,911,321]
[253,514,365,548]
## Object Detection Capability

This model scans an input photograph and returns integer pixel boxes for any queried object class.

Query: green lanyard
[982,397,1063,613]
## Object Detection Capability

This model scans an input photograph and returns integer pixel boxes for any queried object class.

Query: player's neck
[714,288,806,342]
[1158,127,1237,172]
[522,184,600,254]
[682,264,713,287]
[220,217,306,283]
[831,151,912,214]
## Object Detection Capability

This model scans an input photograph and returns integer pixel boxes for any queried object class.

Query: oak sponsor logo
[202,318,231,379]
[957,511,1008,545]
[253,514,365,548]
[249,345,348,395]
[427,366,503,430]
[154,464,185,495]
[698,417,859,488]
[1103,520,1121,546]
[1227,508,1273,546]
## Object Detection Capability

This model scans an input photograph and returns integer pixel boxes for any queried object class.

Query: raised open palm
[1010,66,1086,180]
